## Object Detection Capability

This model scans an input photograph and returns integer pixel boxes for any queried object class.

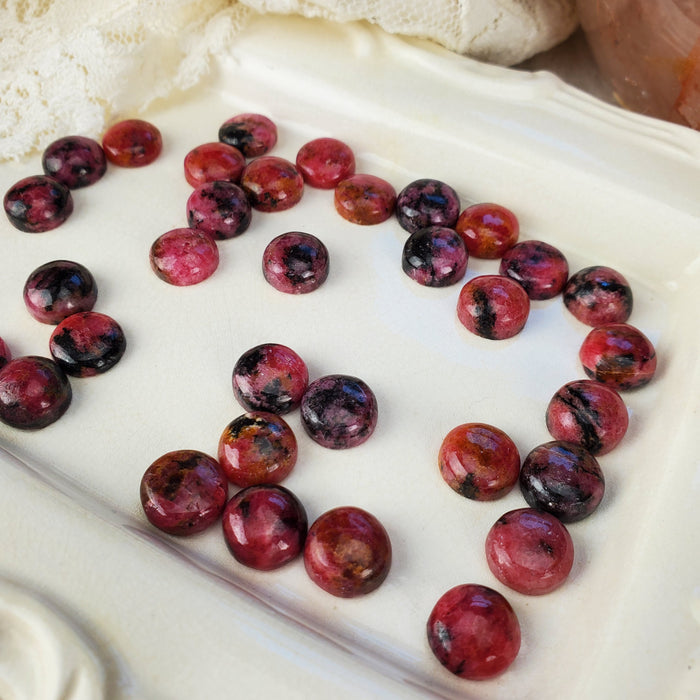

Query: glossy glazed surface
[3,175,73,232]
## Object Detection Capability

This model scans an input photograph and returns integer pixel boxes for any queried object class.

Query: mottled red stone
[232,343,309,414]
[296,137,355,189]
[42,135,107,189]
[402,225,468,287]
[485,508,575,595]
[4,175,73,232]
[149,227,219,286]
[23,259,98,324]
[304,506,392,598]
[49,311,126,377]
[579,323,657,390]
[395,178,461,234]
[300,374,378,449]
[262,231,329,294]
[499,240,569,300]
[564,265,633,326]
[427,584,521,680]
[102,119,162,167]
[455,203,519,259]
[546,379,629,455]
[222,484,308,570]
[457,274,530,340]
[140,450,228,536]
[183,142,246,187]
[217,411,297,487]
[0,355,72,429]
[334,174,396,225]
[240,156,304,212]
[438,423,520,501]
[187,181,252,240]
[520,441,605,523]
[218,113,277,158]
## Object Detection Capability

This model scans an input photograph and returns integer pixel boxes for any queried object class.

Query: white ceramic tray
[1,15,699,699]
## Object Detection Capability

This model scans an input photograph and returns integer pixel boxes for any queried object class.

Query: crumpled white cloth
[0,0,577,162]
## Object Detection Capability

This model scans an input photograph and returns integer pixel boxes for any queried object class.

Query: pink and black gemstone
[262,231,329,294]
[140,449,228,536]
[0,355,72,429]
[4,175,73,232]
[300,374,378,449]
[427,584,521,680]
[49,311,126,377]
[401,225,468,287]
[187,180,252,240]
[498,240,569,300]
[41,135,107,189]
[457,275,530,340]
[395,178,461,234]
[579,322,657,390]
[519,440,605,522]
[232,342,309,414]
[218,113,277,158]
[563,265,633,326]
[222,484,308,570]
[546,379,629,455]
[23,259,98,324]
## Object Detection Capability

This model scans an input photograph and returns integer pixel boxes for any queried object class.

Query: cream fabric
[0,0,577,162]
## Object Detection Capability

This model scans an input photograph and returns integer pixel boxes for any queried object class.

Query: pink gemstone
[232,343,309,414]
[42,135,107,189]
[300,374,378,449]
[222,484,307,570]
[546,379,629,455]
[304,506,392,598]
[485,508,575,595]
[23,260,98,324]
[140,450,228,536]
[579,322,657,390]
[296,137,355,188]
[395,178,461,234]
[262,231,329,294]
[183,142,246,187]
[564,265,633,326]
[240,156,304,212]
[49,311,126,377]
[0,355,72,429]
[217,411,297,487]
[149,227,219,286]
[186,181,251,240]
[499,240,569,300]
[402,225,468,287]
[102,119,162,167]
[218,113,277,158]
[334,174,396,225]
[457,274,530,340]
[438,423,520,501]
[455,203,519,259]
[427,584,521,680]
[520,441,605,522]
[4,175,73,232]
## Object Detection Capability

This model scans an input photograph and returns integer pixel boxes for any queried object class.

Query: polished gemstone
[401,225,468,287]
[334,174,396,225]
[149,227,219,286]
[395,178,460,234]
[262,231,329,294]
[42,135,107,189]
[240,156,304,212]
[427,584,521,680]
[217,411,298,487]
[187,181,252,240]
[140,449,228,536]
[102,119,162,167]
[218,113,277,157]
[499,240,569,300]
[4,175,73,232]
[183,142,246,187]
[304,506,392,598]
[23,259,98,324]
[563,265,633,326]
[455,203,519,259]
[296,137,355,188]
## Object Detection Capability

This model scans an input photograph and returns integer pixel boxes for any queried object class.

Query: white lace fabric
[0,0,577,162]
